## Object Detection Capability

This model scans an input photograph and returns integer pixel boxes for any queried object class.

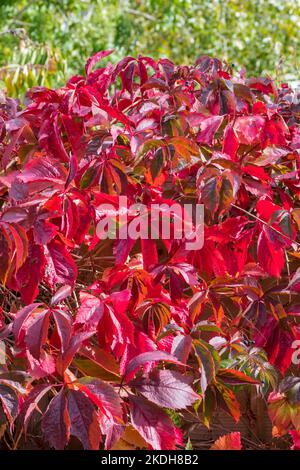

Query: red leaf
[33,219,57,245]
[42,388,70,450]
[13,303,43,348]
[131,369,198,409]
[196,115,224,145]
[141,238,158,270]
[217,369,260,385]
[85,50,114,75]
[77,377,123,422]
[59,330,95,373]
[210,432,242,450]
[125,351,184,377]
[24,307,50,359]
[67,389,101,450]
[257,226,284,277]
[27,350,56,379]
[15,241,46,304]
[45,239,77,287]
[10,155,67,199]
[80,344,120,377]
[19,384,53,433]
[222,125,239,160]
[129,395,178,450]
[52,308,73,354]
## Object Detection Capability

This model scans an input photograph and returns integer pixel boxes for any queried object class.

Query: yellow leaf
[112,425,148,450]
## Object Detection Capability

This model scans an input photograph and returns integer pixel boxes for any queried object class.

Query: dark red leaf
[67,389,101,450]
[42,388,70,450]
[131,369,198,409]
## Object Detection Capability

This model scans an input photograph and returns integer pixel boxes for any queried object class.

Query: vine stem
[231,203,300,248]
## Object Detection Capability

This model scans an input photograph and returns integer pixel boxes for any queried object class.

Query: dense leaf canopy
[0,50,299,450]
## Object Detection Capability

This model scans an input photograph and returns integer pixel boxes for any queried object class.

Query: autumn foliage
[0,51,299,450]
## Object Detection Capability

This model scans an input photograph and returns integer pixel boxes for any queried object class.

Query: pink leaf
[171,335,193,364]
[290,430,300,450]
[234,115,265,145]
[50,285,72,306]
[75,292,104,330]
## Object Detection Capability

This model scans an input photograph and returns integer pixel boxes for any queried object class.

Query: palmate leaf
[223,347,278,391]
[131,369,199,409]
[13,303,73,363]
[42,387,104,450]
[139,300,170,336]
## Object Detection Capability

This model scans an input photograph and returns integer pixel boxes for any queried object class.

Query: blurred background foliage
[0,0,299,97]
